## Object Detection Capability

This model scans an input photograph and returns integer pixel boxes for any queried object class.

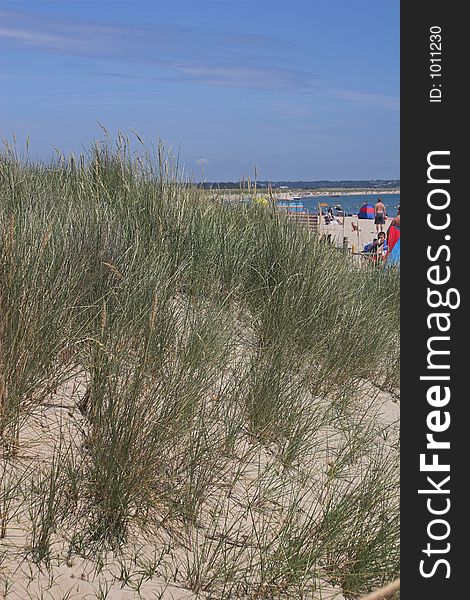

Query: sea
[280,193,400,217]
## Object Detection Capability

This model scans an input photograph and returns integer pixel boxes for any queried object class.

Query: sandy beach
[1,0,402,595]
[1,147,400,600]
[318,215,391,253]
[1,375,398,600]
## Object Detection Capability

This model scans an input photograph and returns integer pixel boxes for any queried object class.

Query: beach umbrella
[387,224,400,251]
[386,237,400,269]
[358,202,375,219]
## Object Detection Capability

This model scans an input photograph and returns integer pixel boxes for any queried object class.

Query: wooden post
[358,578,400,600]
[342,236,348,255]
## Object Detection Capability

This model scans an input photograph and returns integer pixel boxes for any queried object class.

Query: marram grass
[0,138,399,599]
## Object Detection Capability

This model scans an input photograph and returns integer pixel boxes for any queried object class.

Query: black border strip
[401,3,464,597]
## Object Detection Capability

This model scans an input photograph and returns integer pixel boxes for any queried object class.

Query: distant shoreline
[286,189,400,196]
[274,190,400,200]
[216,189,400,205]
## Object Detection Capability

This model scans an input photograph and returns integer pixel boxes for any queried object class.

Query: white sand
[0,249,399,599]
[319,216,392,254]
[1,376,398,600]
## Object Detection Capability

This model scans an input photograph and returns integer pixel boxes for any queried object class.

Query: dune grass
[0,137,399,599]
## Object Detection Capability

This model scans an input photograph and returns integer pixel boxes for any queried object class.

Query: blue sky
[0,0,399,180]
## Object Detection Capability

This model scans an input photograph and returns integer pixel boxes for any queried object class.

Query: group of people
[363,200,400,260]
[323,206,341,225]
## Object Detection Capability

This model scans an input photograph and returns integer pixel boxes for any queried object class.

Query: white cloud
[0,9,315,92]
[329,89,399,111]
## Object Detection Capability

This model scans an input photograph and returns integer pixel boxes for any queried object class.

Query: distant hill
[201,180,400,190]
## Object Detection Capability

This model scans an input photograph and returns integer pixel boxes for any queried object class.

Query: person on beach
[374,198,387,233]
[324,207,338,225]
[363,238,378,254]
[364,231,388,258]
[364,231,388,255]
[388,205,400,230]
[375,231,388,258]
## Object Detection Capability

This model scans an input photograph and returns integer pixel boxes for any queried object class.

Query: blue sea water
[282,193,400,217]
